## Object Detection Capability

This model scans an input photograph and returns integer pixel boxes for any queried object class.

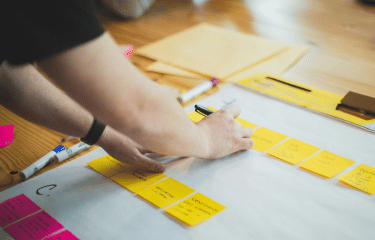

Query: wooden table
[1,0,375,192]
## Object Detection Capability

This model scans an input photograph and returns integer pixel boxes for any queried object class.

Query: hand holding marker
[177,78,219,103]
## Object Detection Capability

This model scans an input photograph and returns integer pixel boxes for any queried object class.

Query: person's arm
[0,61,165,172]
[38,32,254,159]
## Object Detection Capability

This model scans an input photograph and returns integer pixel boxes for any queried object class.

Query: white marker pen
[177,78,219,103]
[53,142,90,163]
[19,145,65,181]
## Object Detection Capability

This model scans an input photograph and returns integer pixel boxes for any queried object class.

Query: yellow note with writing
[338,164,375,194]
[252,127,288,152]
[87,155,133,178]
[267,138,320,164]
[298,150,355,178]
[137,177,195,208]
[165,192,226,226]
[187,106,257,129]
[110,167,167,193]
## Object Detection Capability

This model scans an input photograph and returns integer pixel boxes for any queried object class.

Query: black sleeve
[1,0,105,65]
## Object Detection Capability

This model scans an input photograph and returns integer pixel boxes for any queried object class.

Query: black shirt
[1,0,105,65]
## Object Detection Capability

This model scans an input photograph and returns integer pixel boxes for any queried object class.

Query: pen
[195,105,214,117]
[19,145,65,181]
[177,78,219,103]
[53,142,91,163]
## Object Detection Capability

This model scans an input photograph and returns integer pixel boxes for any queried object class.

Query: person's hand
[97,127,165,173]
[196,105,254,159]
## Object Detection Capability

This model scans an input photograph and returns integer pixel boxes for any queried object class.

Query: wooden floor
[1,0,375,191]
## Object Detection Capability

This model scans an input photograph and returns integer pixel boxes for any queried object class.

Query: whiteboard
[1,85,375,240]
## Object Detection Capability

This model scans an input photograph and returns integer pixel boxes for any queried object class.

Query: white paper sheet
[1,85,374,240]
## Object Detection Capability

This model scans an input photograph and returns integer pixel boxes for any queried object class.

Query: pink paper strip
[5,210,64,240]
[44,230,80,240]
[0,124,14,148]
[0,194,41,227]
[124,46,133,59]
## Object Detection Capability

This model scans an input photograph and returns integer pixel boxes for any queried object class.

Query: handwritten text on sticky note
[267,138,320,164]
[137,177,195,208]
[299,150,355,178]
[0,194,41,227]
[252,127,288,152]
[338,164,375,194]
[5,210,63,240]
[111,167,167,193]
[165,192,226,226]
[88,155,133,178]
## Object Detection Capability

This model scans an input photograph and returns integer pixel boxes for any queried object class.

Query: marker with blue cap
[19,145,65,181]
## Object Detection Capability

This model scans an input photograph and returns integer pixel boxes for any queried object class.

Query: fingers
[133,154,166,173]
[238,138,254,151]
[242,127,253,138]
[221,105,242,119]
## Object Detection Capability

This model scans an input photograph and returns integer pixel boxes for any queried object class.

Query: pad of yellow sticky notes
[137,177,195,208]
[87,155,133,177]
[187,106,257,129]
[338,164,375,194]
[267,138,320,164]
[252,127,288,152]
[110,167,167,193]
[165,192,226,226]
[299,150,355,178]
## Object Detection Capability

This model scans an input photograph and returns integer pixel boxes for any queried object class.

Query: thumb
[133,154,166,173]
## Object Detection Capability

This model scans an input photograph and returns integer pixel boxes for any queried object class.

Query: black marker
[195,105,214,117]
[266,76,311,92]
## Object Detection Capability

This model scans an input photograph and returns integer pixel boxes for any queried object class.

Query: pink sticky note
[0,194,41,227]
[44,230,80,240]
[0,124,14,148]
[5,210,64,240]
[124,46,133,59]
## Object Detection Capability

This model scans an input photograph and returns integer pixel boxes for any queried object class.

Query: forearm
[0,61,93,139]
[38,33,209,158]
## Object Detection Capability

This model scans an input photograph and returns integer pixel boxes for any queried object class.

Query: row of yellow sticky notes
[188,108,375,194]
[87,155,226,226]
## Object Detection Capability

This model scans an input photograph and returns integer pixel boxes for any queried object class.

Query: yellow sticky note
[137,177,195,208]
[338,164,375,194]
[165,192,226,226]
[188,112,205,123]
[87,155,133,178]
[298,150,355,178]
[252,127,288,152]
[267,138,320,164]
[110,167,167,193]
[236,118,258,129]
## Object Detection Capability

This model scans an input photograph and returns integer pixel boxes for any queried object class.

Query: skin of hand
[0,61,164,172]
[196,106,254,159]
[37,32,254,159]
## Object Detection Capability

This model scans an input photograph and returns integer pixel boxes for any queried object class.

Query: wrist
[195,124,211,159]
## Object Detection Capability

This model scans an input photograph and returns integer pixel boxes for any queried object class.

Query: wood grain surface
[1,0,374,191]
